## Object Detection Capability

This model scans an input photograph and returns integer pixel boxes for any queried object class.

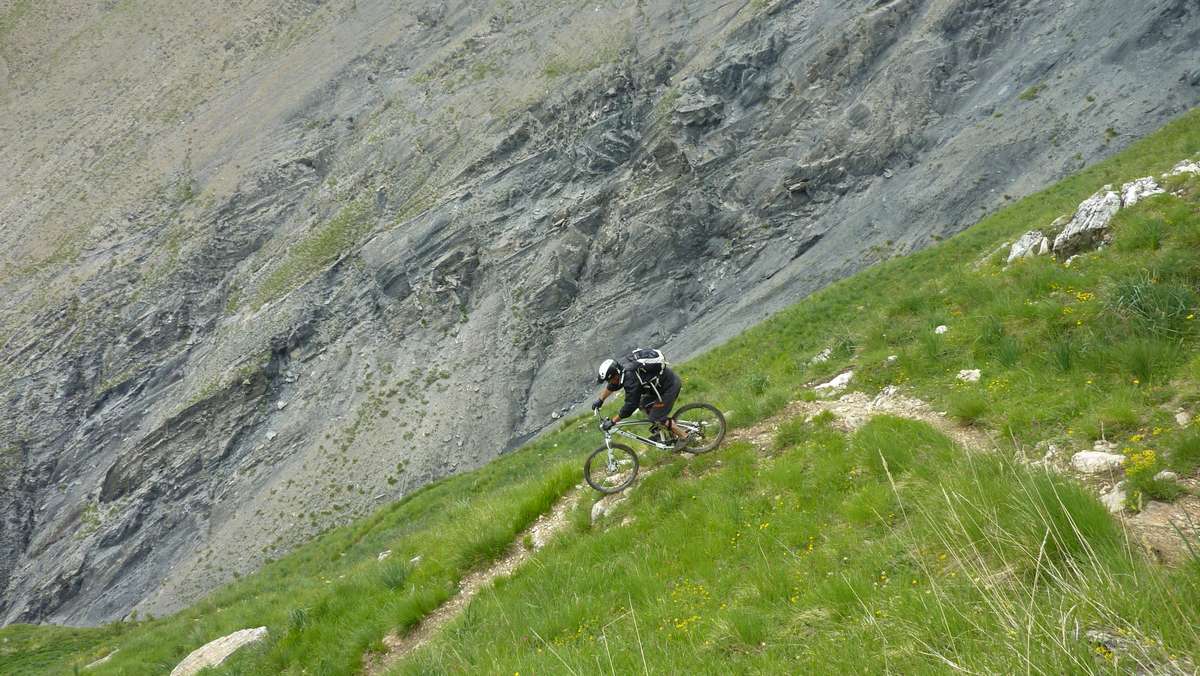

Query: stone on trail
[1052,187,1121,256]
[1006,230,1048,263]
[1070,450,1125,474]
[814,371,853,394]
[871,385,900,407]
[170,627,269,676]
[1119,176,1164,206]
[590,500,608,524]
[956,369,981,383]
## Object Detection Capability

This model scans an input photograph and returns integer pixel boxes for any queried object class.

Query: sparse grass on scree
[2,110,1200,673]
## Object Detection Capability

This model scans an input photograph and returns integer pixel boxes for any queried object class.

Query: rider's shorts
[643,376,681,423]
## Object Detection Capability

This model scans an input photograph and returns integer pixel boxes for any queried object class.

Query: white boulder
[590,500,608,523]
[1070,450,1125,474]
[934,325,948,335]
[1168,159,1200,176]
[1177,410,1193,427]
[1100,481,1127,514]
[171,627,269,676]
[1052,188,1122,256]
[1154,470,1179,482]
[814,371,854,393]
[1120,177,1164,207]
[956,369,981,383]
[377,550,391,561]
[1007,230,1049,263]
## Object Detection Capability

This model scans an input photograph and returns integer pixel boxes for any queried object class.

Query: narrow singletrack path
[362,489,582,674]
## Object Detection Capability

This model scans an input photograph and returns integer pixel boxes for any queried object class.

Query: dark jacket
[608,365,680,419]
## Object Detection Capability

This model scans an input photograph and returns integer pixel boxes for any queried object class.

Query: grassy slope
[2,109,1200,674]
[400,419,1197,673]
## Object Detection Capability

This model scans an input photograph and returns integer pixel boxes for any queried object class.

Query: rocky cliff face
[1,0,1197,626]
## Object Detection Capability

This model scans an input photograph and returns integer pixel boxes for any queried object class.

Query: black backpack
[629,348,668,397]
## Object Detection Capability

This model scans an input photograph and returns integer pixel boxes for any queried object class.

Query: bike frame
[597,413,703,451]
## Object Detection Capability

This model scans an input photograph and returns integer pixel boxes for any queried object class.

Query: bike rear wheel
[584,443,639,494]
[673,403,727,454]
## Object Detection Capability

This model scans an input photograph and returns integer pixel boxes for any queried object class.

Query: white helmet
[596,358,622,383]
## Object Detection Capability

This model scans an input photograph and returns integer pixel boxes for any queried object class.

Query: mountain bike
[584,403,727,494]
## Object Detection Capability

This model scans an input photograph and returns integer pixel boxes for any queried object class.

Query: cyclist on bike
[591,350,689,446]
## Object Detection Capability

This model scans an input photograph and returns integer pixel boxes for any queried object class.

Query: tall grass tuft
[378,560,411,591]
[947,391,989,426]
[1169,428,1200,474]
[1049,335,1075,372]
[1109,336,1180,385]
[1107,273,1198,337]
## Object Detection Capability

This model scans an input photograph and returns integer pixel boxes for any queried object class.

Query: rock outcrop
[1120,177,1164,207]
[1051,188,1123,256]
[1007,231,1050,263]
[170,627,268,676]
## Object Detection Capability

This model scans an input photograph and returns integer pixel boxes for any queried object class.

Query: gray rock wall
[1,0,1198,625]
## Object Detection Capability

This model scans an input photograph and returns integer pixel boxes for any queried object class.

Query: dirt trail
[729,385,995,453]
[362,489,583,674]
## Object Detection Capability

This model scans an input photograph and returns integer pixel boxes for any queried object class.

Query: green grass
[6,110,1200,674]
[396,418,1200,673]
[1018,83,1045,101]
[0,441,583,675]
[1171,428,1200,475]
[251,199,375,309]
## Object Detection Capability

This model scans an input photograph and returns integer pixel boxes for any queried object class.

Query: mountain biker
[591,351,688,446]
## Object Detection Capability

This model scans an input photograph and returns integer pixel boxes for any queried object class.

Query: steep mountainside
[1,0,1198,626]
[3,109,1200,675]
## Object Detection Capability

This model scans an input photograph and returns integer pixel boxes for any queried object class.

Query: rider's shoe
[667,433,696,451]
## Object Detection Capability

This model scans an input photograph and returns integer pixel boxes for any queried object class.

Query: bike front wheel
[584,443,640,494]
[673,403,727,454]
